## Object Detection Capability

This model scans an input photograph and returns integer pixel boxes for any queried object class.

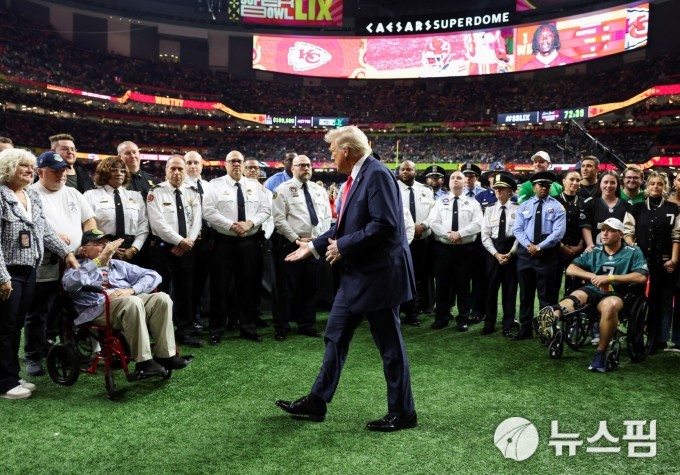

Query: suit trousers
[483,253,518,332]
[432,242,474,325]
[273,239,318,333]
[149,244,195,339]
[94,293,176,362]
[0,265,36,393]
[311,287,415,417]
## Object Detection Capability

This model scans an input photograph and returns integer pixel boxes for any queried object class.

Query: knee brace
[561,295,582,311]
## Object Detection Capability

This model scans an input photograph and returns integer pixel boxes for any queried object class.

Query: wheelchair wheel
[47,344,81,386]
[548,337,564,359]
[626,296,653,363]
[605,351,619,372]
[105,367,116,400]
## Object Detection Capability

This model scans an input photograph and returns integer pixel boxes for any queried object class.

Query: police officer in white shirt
[397,160,434,326]
[84,157,148,263]
[427,170,483,331]
[271,155,332,341]
[480,173,519,337]
[146,155,203,348]
[183,151,212,331]
[202,150,272,343]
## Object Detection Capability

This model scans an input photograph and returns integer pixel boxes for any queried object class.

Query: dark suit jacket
[313,156,415,314]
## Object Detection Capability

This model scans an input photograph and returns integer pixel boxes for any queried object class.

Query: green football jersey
[572,244,649,295]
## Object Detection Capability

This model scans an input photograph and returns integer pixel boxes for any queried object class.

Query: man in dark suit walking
[276,126,417,432]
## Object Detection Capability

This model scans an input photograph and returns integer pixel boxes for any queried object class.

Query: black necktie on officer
[235,182,246,222]
[498,205,507,242]
[451,196,459,232]
[113,188,124,237]
[408,187,416,222]
[302,183,319,226]
[534,200,543,244]
[175,188,187,237]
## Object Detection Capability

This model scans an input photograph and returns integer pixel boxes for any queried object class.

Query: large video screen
[253,1,649,78]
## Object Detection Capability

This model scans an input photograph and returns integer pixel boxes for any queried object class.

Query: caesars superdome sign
[358,9,518,36]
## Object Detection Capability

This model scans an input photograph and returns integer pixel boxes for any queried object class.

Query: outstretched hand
[285,240,312,262]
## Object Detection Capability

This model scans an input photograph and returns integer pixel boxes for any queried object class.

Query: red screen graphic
[253,2,648,79]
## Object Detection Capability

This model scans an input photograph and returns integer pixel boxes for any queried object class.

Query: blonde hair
[0,148,36,186]
[644,171,669,198]
[324,126,372,159]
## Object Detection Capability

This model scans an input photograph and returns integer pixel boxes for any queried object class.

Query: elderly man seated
[62,230,189,379]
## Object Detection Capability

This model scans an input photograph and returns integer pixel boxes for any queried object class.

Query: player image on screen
[464,30,513,75]
[421,37,454,73]
[520,23,573,70]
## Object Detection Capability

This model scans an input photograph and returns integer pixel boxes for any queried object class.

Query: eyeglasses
[244,165,260,170]
[227,159,244,164]
[294,164,312,168]
[56,147,77,153]
[624,176,641,181]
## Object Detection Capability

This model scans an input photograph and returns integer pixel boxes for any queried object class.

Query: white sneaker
[19,379,36,392]
[591,337,600,346]
[537,306,556,339]
[1,385,32,400]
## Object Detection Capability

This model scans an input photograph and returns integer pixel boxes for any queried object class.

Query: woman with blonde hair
[0,149,78,400]
[624,171,680,353]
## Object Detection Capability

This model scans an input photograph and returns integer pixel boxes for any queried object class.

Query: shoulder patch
[147,193,155,203]
[273,191,278,200]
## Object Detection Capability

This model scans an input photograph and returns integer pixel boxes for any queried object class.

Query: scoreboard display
[253,1,649,79]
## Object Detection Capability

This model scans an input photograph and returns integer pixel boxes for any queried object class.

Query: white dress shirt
[427,192,483,245]
[146,181,202,245]
[272,178,332,243]
[398,180,434,240]
[84,185,148,251]
[202,175,271,237]
[481,200,520,256]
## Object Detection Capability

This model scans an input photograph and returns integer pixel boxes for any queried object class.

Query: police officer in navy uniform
[118,141,160,200]
[512,171,566,340]
[480,174,519,336]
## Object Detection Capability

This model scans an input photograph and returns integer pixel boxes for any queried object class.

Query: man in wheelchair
[62,230,190,379]
[537,218,649,372]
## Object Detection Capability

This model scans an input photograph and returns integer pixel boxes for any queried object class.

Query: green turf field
[3,313,679,475]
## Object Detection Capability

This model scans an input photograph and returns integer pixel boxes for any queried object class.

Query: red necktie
[337,176,353,229]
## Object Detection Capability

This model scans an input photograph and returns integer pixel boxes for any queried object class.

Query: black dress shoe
[456,324,469,332]
[129,359,167,381]
[502,329,513,337]
[480,327,495,335]
[209,335,222,346]
[366,411,417,432]
[512,330,533,341]
[177,335,204,348]
[255,317,270,328]
[298,328,322,338]
[275,331,287,342]
[276,395,327,422]
[154,355,190,370]
[402,317,422,327]
[430,320,449,330]
[240,331,263,342]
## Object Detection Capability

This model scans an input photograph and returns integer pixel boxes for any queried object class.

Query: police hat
[424,165,446,177]
[81,229,114,247]
[530,171,557,186]
[460,163,482,176]
[492,174,517,192]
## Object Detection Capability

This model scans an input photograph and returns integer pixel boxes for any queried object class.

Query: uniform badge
[273,191,278,200]
[147,180,155,186]
[442,197,450,204]
[246,188,253,195]
[147,194,154,203]
[547,207,554,213]
[511,213,516,219]
[290,186,299,198]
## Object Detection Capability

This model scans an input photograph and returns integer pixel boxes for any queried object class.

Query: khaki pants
[94,293,176,362]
